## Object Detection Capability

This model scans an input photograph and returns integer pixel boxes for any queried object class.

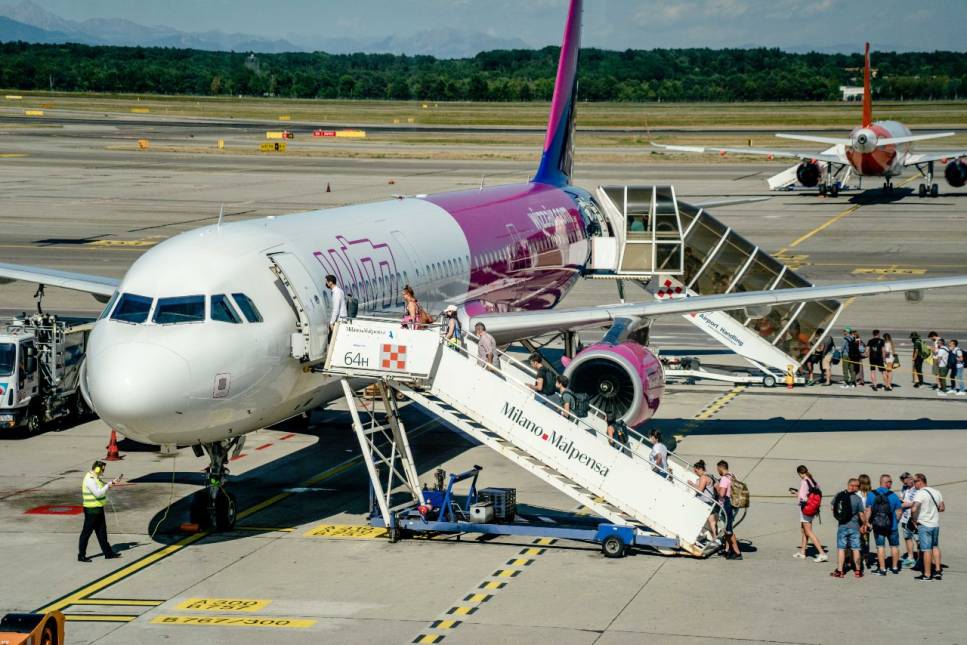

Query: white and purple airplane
[2,0,966,528]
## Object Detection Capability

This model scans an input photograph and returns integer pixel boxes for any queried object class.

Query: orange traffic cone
[105,429,124,461]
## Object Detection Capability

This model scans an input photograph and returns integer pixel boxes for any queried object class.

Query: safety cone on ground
[325,182,331,193]
[785,365,795,389]
[105,429,124,461]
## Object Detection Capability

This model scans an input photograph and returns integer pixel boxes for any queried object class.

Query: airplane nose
[86,342,190,438]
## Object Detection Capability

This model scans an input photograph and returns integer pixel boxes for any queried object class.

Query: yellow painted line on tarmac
[151,615,315,628]
[852,267,926,276]
[0,153,27,158]
[176,598,271,612]
[70,598,163,607]
[430,619,461,629]
[413,634,445,644]
[788,205,861,248]
[65,614,138,622]
[87,239,156,248]
[303,523,389,539]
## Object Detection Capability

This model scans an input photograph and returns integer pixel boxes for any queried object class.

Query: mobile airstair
[584,185,844,384]
[324,317,722,557]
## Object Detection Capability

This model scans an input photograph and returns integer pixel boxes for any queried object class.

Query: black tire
[931,183,939,197]
[25,413,41,434]
[189,491,209,528]
[601,535,626,558]
[918,184,927,198]
[215,490,237,531]
[40,619,58,645]
[762,374,777,388]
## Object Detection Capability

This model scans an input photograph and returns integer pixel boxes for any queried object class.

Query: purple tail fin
[532,0,582,187]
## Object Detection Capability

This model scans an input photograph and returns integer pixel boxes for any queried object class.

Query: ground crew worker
[78,460,121,562]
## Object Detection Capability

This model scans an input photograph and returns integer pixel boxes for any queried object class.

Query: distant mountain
[0,14,74,43]
[290,29,530,58]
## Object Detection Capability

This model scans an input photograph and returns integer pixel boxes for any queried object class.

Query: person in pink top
[716,460,742,560]
[791,465,828,562]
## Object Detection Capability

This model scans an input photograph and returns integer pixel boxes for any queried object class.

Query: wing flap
[904,151,967,166]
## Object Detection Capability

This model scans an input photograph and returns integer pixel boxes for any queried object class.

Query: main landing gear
[190,439,239,531]
[818,162,839,197]
[917,161,939,198]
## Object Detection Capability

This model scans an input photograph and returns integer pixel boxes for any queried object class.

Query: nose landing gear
[190,440,239,531]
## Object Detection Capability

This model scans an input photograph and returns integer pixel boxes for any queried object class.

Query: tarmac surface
[1,114,966,644]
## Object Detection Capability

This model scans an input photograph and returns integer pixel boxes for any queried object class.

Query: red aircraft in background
[654,43,967,198]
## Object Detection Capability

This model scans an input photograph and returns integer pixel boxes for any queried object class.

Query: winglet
[862,42,873,127]
[532,0,582,187]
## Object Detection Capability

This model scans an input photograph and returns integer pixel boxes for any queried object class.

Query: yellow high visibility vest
[82,472,107,508]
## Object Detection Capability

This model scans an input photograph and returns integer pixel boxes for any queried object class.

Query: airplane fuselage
[84,182,594,445]
[845,120,912,178]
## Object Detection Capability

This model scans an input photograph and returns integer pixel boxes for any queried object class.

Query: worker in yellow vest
[78,460,122,563]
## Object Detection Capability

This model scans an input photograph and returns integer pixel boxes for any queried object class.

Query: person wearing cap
[442,305,462,348]
[78,460,121,562]
[898,472,919,567]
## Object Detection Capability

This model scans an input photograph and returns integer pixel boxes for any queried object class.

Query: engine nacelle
[851,127,879,153]
[945,159,967,188]
[563,341,664,427]
[796,161,822,187]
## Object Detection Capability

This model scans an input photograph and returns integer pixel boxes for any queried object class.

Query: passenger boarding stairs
[325,317,722,557]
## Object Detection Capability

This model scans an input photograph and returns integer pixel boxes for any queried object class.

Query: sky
[26,0,967,52]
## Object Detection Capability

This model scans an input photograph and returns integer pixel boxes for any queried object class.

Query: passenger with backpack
[528,353,557,404]
[401,285,433,329]
[606,415,630,453]
[791,465,827,562]
[870,474,903,575]
[442,305,463,349]
[934,336,951,395]
[948,339,964,395]
[910,332,928,388]
[830,478,867,578]
[556,375,588,423]
[839,327,859,388]
[852,329,867,386]
[648,430,671,478]
[715,460,742,560]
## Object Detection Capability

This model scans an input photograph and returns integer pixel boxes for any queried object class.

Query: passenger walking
[866,329,885,390]
[716,460,742,560]
[934,336,950,394]
[474,322,500,370]
[814,328,834,386]
[78,460,121,563]
[898,472,920,568]
[830,478,867,578]
[605,414,629,452]
[853,329,867,386]
[840,327,858,388]
[948,339,964,395]
[791,465,827,562]
[882,332,896,391]
[325,275,348,331]
[648,430,669,478]
[689,460,718,540]
[910,332,927,388]
[857,473,874,569]
[911,473,945,581]
[401,285,432,329]
[869,474,903,575]
[556,375,575,419]
[528,353,557,402]
[442,305,463,348]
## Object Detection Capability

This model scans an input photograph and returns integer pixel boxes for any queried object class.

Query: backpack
[831,349,842,365]
[917,339,932,360]
[947,347,959,369]
[801,478,822,517]
[612,419,629,445]
[730,477,750,509]
[847,337,861,361]
[416,304,433,325]
[571,392,590,418]
[539,366,557,396]
[871,491,894,535]
[832,490,855,524]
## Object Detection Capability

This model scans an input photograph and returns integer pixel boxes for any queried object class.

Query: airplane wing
[473,275,967,342]
[904,150,967,166]
[778,132,954,148]
[0,262,119,301]
[878,132,954,146]
[651,141,844,165]
[775,133,851,146]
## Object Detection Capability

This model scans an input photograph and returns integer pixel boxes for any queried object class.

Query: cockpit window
[211,294,242,324]
[153,295,205,325]
[98,291,119,321]
[231,293,263,323]
[110,293,153,324]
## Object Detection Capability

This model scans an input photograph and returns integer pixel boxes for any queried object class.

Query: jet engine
[851,128,879,154]
[563,341,664,426]
[795,161,822,187]
[945,158,967,188]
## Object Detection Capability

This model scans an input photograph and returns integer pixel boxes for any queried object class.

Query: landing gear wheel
[215,490,237,531]
[931,183,939,197]
[189,488,236,530]
[762,374,777,388]
[919,184,927,198]
[601,535,626,558]
[189,491,209,528]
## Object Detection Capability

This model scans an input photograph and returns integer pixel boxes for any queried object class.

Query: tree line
[1,41,965,102]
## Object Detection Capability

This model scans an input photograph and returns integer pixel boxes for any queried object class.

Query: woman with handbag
[792,465,828,562]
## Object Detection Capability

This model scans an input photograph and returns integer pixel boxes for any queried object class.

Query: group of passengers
[790,466,945,581]
[800,326,965,394]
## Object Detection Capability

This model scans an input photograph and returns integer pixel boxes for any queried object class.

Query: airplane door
[268,252,330,362]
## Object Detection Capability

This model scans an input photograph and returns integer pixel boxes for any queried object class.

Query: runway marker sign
[177,598,271,612]
[152,615,314,628]
[304,523,388,539]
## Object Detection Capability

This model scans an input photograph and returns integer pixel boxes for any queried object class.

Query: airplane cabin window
[211,294,242,324]
[110,293,153,324]
[231,293,263,322]
[98,291,119,320]
[153,295,205,325]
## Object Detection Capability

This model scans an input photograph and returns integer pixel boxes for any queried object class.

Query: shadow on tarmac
[652,416,967,436]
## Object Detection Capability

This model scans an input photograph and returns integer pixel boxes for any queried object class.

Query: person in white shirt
[648,429,669,478]
[325,274,348,328]
[911,473,945,581]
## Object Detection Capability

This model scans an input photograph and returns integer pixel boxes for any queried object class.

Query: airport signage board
[324,319,440,378]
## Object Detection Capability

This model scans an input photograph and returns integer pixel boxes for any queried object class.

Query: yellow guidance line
[65,614,137,622]
[788,205,860,249]
[70,598,164,606]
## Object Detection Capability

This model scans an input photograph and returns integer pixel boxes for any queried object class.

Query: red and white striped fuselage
[845,120,912,178]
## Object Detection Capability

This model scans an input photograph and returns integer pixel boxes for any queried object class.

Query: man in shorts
[831,478,866,578]
[870,474,903,575]
[911,473,945,581]
[898,472,919,567]
[866,329,885,390]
